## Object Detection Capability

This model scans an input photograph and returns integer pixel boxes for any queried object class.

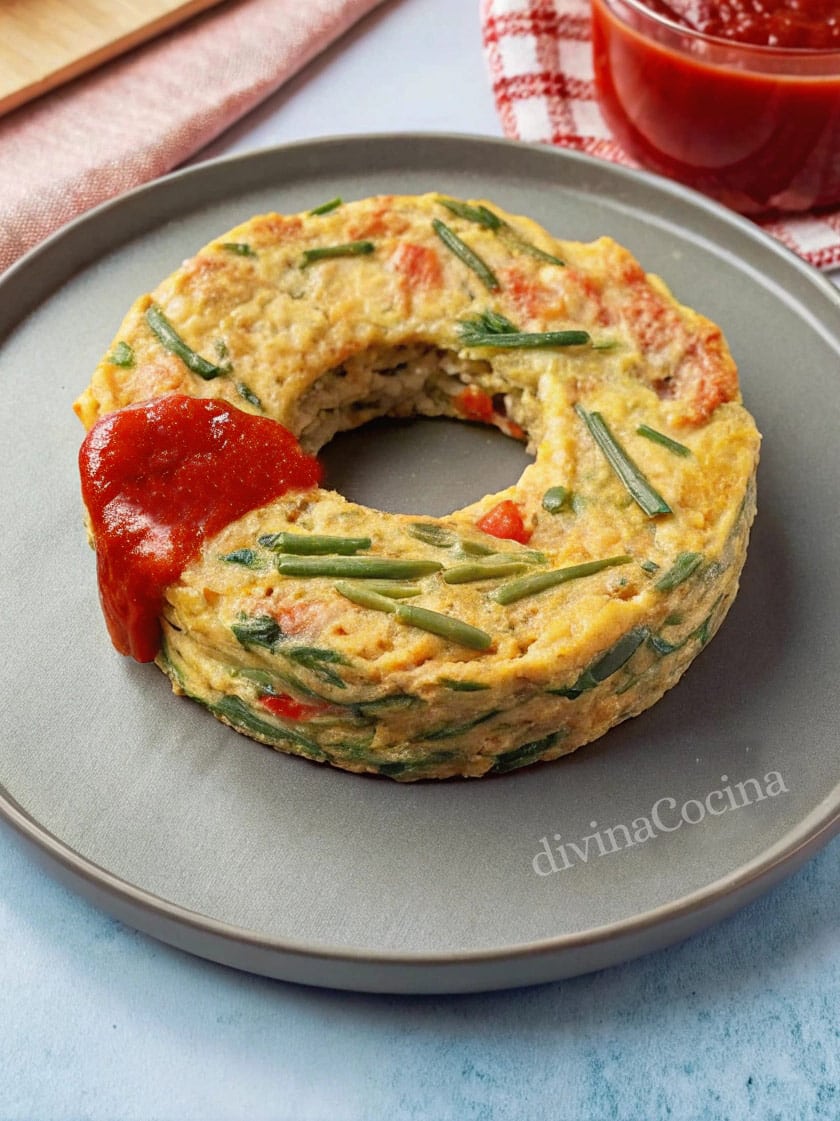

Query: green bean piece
[359,581,422,598]
[108,341,135,368]
[541,486,569,514]
[636,424,692,457]
[456,538,499,557]
[335,583,398,613]
[334,583,492,650]
[575,406,672,517]
[396,603,493,650]
[406,523,457,548]
[655,552,703,591]
[640,560,660,574]
[457,539,547,564]
[431,218,500,291]
[221,242,257,258]
[458,324,591,349]
[442,559,533,584]
[145,305,228,380]
[259,531,371,555]
[437,198,502,229]
[301,241,374,266]
[491,555,633,605]
[308,196,342,216]
[236,382,261,408]
[278,555,442,579]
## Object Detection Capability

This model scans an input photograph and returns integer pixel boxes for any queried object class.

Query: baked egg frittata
[75,193,760,780]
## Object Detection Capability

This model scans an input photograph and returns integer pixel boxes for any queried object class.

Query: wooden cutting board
[0,0,227,118]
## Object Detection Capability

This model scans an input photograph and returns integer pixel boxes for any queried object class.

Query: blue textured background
[2,819,837,1120]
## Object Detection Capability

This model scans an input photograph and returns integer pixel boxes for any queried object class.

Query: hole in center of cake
[320,416,534,517]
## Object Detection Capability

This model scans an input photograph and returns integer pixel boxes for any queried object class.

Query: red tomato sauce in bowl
[591,0,840,214]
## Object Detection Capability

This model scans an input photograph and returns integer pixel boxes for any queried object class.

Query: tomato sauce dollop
[592,0,840,214]
[79,395,322,664]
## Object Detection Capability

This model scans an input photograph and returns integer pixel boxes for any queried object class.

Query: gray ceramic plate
[1,135,838,994]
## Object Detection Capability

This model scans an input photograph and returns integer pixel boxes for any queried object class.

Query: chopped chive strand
[221,242,257,257]
[438,198,502,229]
[145,305,228,380]
[432,219,500,291]
[236,382,261,408]
[575,406,672,517]
[438,198,564,265]
[655,552,703,591]
[492,555,633,605]
[439,678,491,691]
[277,556,442,579]
[458,327,591,349]
[335,582,493,651]
[478,310,519,334]
[498,226,565,266]
[308,197,342,216]
[636,424,692,457]
[301,241,374,266]
[259,532,371,555]
[458,310,518,337]
[421,709,500,740]
[442,560,532,584]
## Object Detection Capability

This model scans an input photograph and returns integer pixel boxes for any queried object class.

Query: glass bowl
[591,0,840,215]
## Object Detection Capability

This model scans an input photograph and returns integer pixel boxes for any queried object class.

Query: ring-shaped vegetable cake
[75,193,760,780]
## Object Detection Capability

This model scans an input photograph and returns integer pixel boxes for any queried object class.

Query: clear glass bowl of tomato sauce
[591,0,840,215]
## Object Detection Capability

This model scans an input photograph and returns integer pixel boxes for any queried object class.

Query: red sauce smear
[592,0,840,213]
[476,500,532,544]
[79,395,322,664]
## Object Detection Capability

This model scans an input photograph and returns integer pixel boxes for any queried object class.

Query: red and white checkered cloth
[481,0,840,271]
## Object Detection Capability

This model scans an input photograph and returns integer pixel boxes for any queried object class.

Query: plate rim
[2,132,839,993]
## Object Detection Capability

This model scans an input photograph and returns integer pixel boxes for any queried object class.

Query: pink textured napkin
[481,0,840,270]
[0,0,385,274]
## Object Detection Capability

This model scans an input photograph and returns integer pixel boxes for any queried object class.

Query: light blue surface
[3,0,839,1115]
[2,820,838,1120]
